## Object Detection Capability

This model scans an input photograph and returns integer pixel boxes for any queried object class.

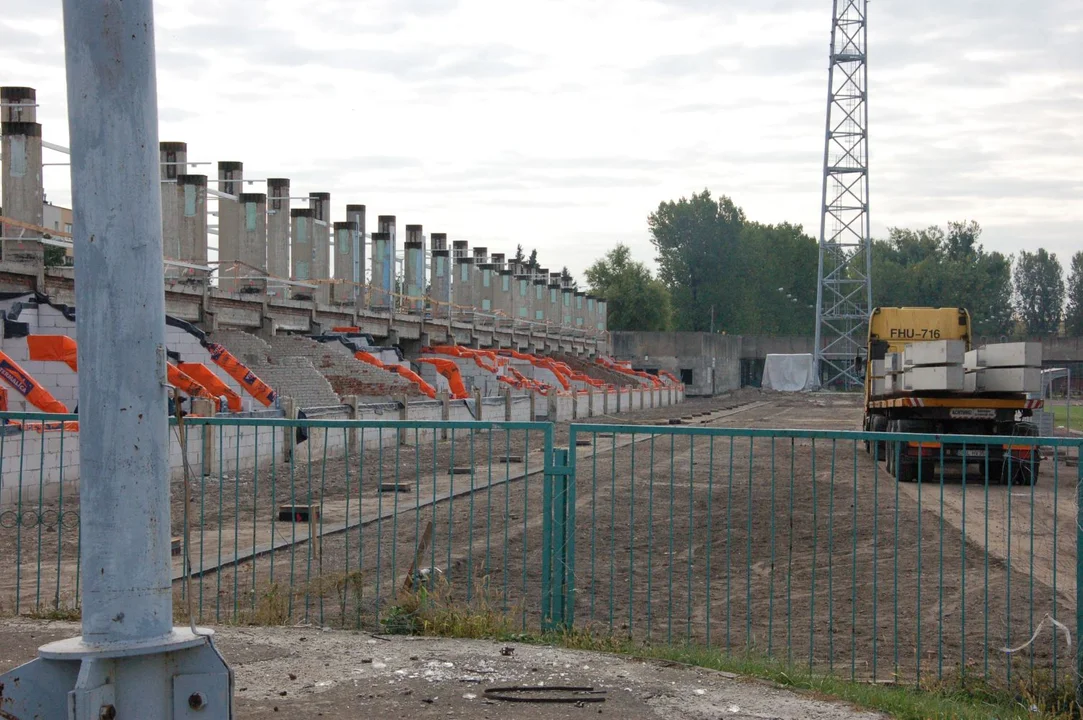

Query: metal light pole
[0,0,233,716]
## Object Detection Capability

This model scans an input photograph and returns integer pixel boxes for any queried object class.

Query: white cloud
[2,0,1080,282]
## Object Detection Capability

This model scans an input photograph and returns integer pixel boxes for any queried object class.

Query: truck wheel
[1002,461,1037,487]
[897,461,920,483]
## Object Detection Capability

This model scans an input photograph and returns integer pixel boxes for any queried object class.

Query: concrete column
[333,220,357,304]
[266,178,291,298]
[562,282,575,329]
[290,208,314,300]
[472,247,491,319]
[309,192,331,305]
[339,204,364,305]
[174,174,207,268]
[453,240,473,319]
[547,392,558,421]
[548,272,562,331]
[159,141,186,271]
[513,271,531,326]
[585,294,596,334]
[504,387,512,421]
[532,268,549,326]
[372,215,396,309]
[603,389,609,415]
[0,87,44,266]
[616,387,622,413]
[572,391,579,419]
[597,299,608,333]
[238,192,267,292]
[404,223,425,314]
[588,389,594,417]
[430,233,450,319]
[474,387,483,421]
[216,161,243,292]
[574,291,586,331]
[371,231,392,309]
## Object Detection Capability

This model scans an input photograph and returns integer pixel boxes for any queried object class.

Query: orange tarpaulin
[416,357,469,399]
[178,362,243,412]
[353,352,437,399]
[205,343,278,406]
[27,335,78,371]
[0,349,69,414]
[167,364,214,402]
[28,334,221,403]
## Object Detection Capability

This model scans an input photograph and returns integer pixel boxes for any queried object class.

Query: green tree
[585,244,671,331]
[513,244,525,266]
[870,221,1014,337]
[648,189,745,332]
[1065,252,1083,337]
[44,246,68,267]
[1014,248,1065,335]
[527,249,538,268]
[647,189,817,334]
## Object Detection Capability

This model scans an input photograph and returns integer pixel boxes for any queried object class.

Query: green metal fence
[1,410,1080,692]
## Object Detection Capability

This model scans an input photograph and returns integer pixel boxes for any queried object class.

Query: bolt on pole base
[0,629,232,719]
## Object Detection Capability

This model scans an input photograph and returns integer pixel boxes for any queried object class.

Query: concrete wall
[0,383,685,507]
[611,332,741,396]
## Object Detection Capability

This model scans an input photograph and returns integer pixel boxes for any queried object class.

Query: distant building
[42,200,73,236]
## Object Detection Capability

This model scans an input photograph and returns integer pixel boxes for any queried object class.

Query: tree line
[585,189,1083,337]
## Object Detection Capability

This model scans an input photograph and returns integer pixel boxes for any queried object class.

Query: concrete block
[964,342,1042,370]
[903,340,965,368]
[902,365,964,392]
[964,367,1041,394]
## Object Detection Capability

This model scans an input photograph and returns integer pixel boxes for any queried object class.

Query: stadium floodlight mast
[0,0,233,716]
[813,0,873,390]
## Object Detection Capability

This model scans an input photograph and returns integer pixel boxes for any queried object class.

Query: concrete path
[0,619,884,719]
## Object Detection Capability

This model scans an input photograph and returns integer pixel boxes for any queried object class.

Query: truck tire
[1002,461,1037,487]
[897,461,919,483]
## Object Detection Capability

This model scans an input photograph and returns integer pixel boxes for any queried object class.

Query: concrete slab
[0,619,884,719]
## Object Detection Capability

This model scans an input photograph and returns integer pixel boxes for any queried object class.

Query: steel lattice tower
[813,0,872,390]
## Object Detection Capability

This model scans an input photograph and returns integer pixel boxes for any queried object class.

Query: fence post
[345,395,359,454]
[191,397,216,473]
[530,391,536,421]
[504,387,512,421]
[542,446,574,632]
[588,390,594,417]
[399,395,409,446]
[439,390,449,440]
[1077,451,1083,707]
[281,396,296,461]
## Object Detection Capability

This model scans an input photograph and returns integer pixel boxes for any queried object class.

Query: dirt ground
[2,389,1078,688]
[0,619,884,719]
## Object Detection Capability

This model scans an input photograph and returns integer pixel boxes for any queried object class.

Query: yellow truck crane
[863,307,1043,484]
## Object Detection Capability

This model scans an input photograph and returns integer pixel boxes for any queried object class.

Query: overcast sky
[3,0,1081,280]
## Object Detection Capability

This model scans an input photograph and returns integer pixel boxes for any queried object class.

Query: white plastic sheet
[761,353,815,392]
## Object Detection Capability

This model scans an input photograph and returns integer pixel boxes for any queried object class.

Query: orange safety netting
[0,387,6,411]
[658,370,681,387]
[205,343,278,406]
[0,349,69,414]
[353,351,437,400]
[415,357,470,399]
[178,362,244,412]
[27,334,78,371]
